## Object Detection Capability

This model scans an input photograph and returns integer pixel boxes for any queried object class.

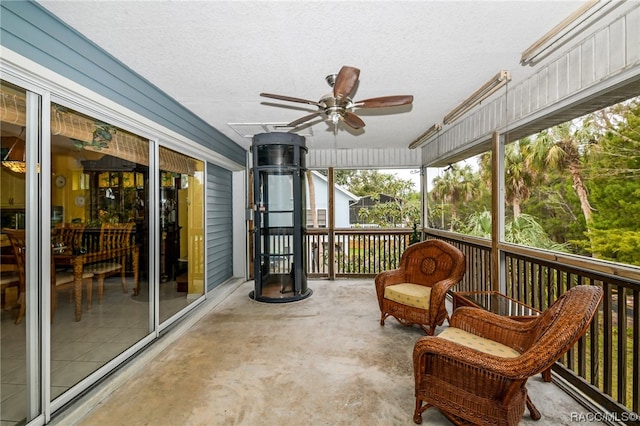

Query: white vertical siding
[306,148,421,169]
[423,3,640,166]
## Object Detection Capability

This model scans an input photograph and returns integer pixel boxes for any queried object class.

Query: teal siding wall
[0,1,246,166]
[206,163,234,290]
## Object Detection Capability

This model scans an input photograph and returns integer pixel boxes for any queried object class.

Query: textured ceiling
[38,1,584,152]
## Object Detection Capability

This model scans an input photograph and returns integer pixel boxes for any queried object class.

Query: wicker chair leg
[419,324,435,335]
[413,399,425,424]
[86,278,93,310]
[15,292,25,324]
[380,312,388,326]
[97,275,105,304]
[120,259,128,293]
[526,394,541,420]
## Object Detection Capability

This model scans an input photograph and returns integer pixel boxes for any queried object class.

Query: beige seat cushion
[437,327,520,358]
[55,270,94,286]
[85,262,121,275]
[0,272,19,286]
[384,283,431,310]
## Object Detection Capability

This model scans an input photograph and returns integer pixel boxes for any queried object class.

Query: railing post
[491,131,506,293]
[328,167,335,280]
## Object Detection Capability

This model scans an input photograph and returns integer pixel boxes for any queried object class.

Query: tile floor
[0,275,194,426]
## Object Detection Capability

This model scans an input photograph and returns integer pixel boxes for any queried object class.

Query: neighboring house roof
[350,194,398,208]
[309,170,359,202]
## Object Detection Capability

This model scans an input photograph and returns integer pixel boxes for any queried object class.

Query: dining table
[54,245,140,321]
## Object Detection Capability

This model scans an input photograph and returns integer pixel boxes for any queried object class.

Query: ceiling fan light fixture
[259,65,413,131]
[408,123,442,149]
[329,111,340,125]
[1,135,27,173]
[443,70,511,125]
[325,73,338,88]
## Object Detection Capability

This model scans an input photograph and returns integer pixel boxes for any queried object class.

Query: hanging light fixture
[1,128,26,173]
[408,123,442,149]
[443,71,511,125]
[520,0,622,66]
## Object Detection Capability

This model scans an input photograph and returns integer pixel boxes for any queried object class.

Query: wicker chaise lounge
[375,239,465,335]
[412,285,603,425]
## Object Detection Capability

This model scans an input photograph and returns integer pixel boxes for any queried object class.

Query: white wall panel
[548,61,559,103]
[628,7,640,64]
[594,29,610,80]
[557,56,570,100]
[306,148,421,169]
[609,18,625,72]
[581,40,595,88]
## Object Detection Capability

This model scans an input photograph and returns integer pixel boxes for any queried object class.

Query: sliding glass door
[0,76,210,424]
[158,146,205,323]
[48,104,151,399]
[0,81,40,425]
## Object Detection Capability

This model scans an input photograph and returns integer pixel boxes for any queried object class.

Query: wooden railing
[306,228,412,278]
[304,227,640,421]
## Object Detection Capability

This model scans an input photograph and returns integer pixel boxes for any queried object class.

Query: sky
[387,168,421,190]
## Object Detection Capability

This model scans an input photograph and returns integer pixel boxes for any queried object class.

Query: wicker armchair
[412,285,603,425]
[375,239,465,335]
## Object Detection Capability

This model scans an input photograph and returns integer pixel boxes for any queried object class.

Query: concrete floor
[53,279,605,426]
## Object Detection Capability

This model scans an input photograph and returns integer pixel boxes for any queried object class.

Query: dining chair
[4,229,94,323]
[0,257,20,312]
[3,229,27,324]
[53,223,85,254]
[84,222,135,304]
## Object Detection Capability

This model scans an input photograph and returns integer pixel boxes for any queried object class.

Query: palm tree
[505,214,568,251]
[465,210,568,252]
[528,122,594,225]
[478,140,537,219]
[430,164,479,231]
[504,138,537,218]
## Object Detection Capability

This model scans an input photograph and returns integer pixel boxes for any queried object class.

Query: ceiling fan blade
[333,66,360,99]
[341,111,365,129]
[260,93,322,107]
[354,95,414,108]
[284,112,323,128]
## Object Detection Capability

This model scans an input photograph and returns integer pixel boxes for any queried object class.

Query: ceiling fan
[260,65,413,131]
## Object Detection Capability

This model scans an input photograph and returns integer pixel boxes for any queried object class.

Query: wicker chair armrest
[429,277,461,320]
[450,307,536,352]
[413,336,533,380]
[374,268,406,309]
[375,268,406,287]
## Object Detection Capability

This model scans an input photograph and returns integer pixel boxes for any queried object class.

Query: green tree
[429,164,479,231]
[336,170,419,227]
[357,192,420,227]
[342,170,414,199]
[583,99,640,265]
[521,172,587,252]
[528,121,595,226]
[333,169,357,188]
[504,138,538,218]
[464,210,568,251]
[478,140,538,219]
